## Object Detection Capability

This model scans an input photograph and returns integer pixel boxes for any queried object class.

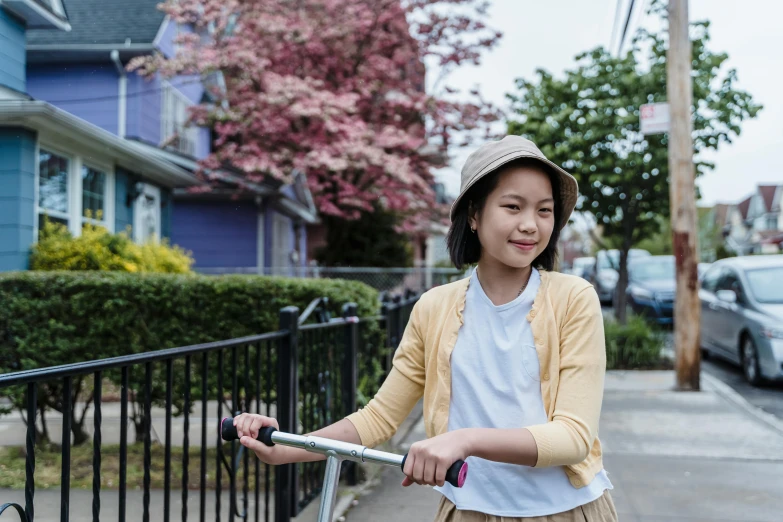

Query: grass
[0,443,270,490]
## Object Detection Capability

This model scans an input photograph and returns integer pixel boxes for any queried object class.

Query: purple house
[20,0,317,275]
[1,0,202,272]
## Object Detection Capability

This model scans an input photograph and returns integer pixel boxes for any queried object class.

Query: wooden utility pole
[667,0,701,391]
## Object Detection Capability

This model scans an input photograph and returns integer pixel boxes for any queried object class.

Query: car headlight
[761,327,783,340]
[630,287,653,300]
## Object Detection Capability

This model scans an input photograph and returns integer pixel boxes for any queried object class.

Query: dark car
[589,249,651,304]
[699,255,783,385]
[619,255,676,325]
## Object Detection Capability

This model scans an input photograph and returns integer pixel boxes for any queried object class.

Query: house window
[37,148,114,239]
[161,82,196,156]
[82,165,107,225]
[37,149,70,233]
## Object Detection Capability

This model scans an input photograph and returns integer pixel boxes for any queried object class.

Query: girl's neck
[475,260,533,306]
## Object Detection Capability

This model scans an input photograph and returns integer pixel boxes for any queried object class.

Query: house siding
[26,63,119,135]
[0,127,37,271]
[171,201,257,268]
[0,10,26,93]
[125,71,161,146]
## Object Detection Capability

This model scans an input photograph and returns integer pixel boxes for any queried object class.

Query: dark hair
[446,159,563,271]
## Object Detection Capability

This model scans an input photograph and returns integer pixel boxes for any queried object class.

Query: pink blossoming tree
[130,0,501,230]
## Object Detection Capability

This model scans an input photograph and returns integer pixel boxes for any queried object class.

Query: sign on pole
[640,102,670,135]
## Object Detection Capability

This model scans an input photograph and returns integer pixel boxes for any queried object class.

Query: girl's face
[469,165,555,270]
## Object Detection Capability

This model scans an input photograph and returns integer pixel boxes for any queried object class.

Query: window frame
[161,80,197,157]
[36,146,72,230]
[80,160,113,228]
[34,140,116,240]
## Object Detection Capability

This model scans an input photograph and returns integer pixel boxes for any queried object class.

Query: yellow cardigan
[346,270,607,489]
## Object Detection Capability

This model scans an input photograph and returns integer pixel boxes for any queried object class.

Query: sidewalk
[344,371,783,522]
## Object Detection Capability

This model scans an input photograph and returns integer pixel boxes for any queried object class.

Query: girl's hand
[233,413,289,466]
[401,430,472,487]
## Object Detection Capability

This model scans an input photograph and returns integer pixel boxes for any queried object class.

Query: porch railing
[0,292,420,522]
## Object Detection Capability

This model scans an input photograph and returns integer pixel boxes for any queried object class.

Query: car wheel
[741,335,762,386]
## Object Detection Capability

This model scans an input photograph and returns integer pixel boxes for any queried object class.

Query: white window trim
[34,140,116,241]
[161,80,197,157]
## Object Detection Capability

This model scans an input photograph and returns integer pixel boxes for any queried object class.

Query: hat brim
[449,152,578,230]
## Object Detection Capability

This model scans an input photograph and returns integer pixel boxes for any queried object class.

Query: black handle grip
[400,453,468,488]
[219,417,276,446]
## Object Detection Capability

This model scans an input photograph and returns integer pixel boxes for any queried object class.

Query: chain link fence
[196,266,465,293]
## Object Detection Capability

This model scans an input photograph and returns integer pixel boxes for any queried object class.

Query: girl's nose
[517,211,538,233]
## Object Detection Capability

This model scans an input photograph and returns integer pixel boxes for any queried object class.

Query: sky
[431,0,783,208]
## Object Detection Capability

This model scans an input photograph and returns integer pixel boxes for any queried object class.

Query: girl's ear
[467,201,478,232]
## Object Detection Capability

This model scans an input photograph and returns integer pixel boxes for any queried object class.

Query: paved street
[702,356,783,420]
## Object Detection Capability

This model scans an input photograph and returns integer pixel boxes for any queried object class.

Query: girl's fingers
[435,461,447,487]
[234,414,246,438]
[241,415,255,439]
[412,453,425,485]
[250,416,269,439]
[422,458,434,486]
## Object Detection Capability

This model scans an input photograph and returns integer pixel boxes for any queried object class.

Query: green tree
[315,204,413,268]
[506,0,760,323]
[635,217,672,256]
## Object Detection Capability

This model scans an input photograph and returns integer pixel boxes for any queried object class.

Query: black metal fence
[0,292,420,522]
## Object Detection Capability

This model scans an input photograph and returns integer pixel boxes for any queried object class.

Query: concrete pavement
[345,371,783,522]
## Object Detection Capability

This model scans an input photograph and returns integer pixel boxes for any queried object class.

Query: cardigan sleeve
[346,299,426,448]
[526,286,606,468]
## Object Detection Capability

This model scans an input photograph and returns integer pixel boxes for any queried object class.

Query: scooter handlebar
[400,453,467,489]
[220,416,277,447]
[219,417,467,488]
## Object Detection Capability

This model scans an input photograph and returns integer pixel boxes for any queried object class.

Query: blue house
[18,0,318,275]
[1,0,202,272]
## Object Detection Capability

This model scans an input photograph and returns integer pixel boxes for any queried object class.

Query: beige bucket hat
[449,135,578,230]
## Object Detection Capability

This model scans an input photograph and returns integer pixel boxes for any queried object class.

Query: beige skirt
[433,490,618,522]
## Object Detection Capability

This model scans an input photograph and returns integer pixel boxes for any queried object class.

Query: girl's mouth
[510,241,537,251]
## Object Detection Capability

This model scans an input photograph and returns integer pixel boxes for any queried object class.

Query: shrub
[30,218,193,273]
[604,315,666,369]
[0,272,379,445]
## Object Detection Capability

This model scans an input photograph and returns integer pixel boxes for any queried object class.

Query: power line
[39,78,203,105]
[617,0,636,55]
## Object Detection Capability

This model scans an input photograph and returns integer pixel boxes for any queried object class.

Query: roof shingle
[27,0,166,46]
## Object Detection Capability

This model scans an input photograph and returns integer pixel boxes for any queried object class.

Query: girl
[234,135,618,521]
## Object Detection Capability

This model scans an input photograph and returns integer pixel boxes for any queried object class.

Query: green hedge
[0,272,379,445]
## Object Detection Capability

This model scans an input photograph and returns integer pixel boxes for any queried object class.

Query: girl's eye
[540,208,553,214]
[504,205,520,211]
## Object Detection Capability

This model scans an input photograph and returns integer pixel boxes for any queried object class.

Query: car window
[745,267,783,304]
[716,271,745,303]
[629,259,675,281]
[700,265,723,293]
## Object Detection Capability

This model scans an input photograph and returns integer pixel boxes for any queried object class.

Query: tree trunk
[614,246,631,325]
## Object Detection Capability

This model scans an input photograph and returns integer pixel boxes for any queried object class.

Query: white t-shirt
[435,268,612,517]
